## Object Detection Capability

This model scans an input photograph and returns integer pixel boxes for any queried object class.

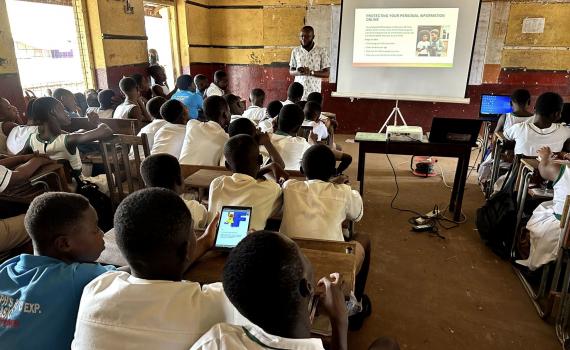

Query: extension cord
[414,209,441,225]
[426,209,441,218]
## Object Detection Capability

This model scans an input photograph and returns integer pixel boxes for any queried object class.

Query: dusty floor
[336,135,560,350]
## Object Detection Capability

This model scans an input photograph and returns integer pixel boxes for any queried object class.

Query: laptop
[428,117,482,146]
[479,94,512,120]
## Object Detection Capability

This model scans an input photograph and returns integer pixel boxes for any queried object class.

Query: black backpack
[476,163,519,259]
[75,176,114,232]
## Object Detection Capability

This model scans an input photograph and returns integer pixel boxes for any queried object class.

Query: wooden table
[99,230,357,296]
[355,133,472,221]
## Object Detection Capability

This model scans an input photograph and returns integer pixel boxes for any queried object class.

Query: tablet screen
[214,207,252,249]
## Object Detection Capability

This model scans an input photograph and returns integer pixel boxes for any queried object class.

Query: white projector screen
[333,0,481,104]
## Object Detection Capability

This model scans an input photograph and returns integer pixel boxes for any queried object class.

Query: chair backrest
[64,118,139,135]
[99,134,150,210]
[560,196,570,248]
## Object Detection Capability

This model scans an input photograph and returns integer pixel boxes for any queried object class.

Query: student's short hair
[114,188,193,265]
[176,74,193,90]
[223,94,240,107]
[98,89,115,109]
[511,89,531,106]
[214,70,227,82]
[301,25,314,33]
[302,144,336,181]
[224,135,259,170]
[223,231,305,332]
[25,97,37,121]
[250,88,265,99]
[86,91,99,108]
[535,92,564,118]
[277,104,304,133]
[266,100,283,118]
[25,192,91,251]
[52,88,73,101]
[287,82,304,101]
[130,74,146,88]
[119,77,138,93]
[228,118,256,137]
[194,74,207,84]
[31,97,60,122]
[430,29,440,36]
[160,99,185,123]
[203,95,228,122]
[304,101,322,120]
[141,154,182,190]
[306,92,323,106]
[146,96,166,119]
[148,65,164,78]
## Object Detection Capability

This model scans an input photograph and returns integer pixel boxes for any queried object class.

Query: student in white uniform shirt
[302,101,329,141]
[283,82,304,106]
[224,94,246,123]
[140,154,208,230]
[131,96,167,158]
[179,96,230,166]
[261,104,314,171]
[0,97,22,154]
[72,188,242,350]
[242,88,266,124]
[113,77,151,122]
[257,100,283,134]
[516,146,570,270]
[205,70,228,98]
[151,99,189,158]
[149,65,175,99]
[504,92,570,156]
[208,135,286,231]
[191,230,348,350]
[88,89,116,119]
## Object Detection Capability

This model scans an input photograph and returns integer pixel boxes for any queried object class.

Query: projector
[386,126,423,142]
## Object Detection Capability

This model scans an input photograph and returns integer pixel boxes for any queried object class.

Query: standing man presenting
[289,26,330,101]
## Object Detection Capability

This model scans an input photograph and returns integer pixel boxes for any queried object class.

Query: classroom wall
[185,0,570,133]
[0,0,25,113]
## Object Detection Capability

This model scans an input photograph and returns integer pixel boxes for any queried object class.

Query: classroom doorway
[144,2,178,89]
[5,0,87,96]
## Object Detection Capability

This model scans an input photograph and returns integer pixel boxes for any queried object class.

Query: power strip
[414,209,441,225]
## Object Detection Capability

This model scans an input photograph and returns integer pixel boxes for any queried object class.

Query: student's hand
[331,174,349,185]
[199,212,221,250]
[318,273,348,326]
[308,131,318,144]
[270,163,289,185]
[537,146,552,161]
[298,67,309,76]
[256,131,271,147]
[97,123,114,138]
[87,111,100,125]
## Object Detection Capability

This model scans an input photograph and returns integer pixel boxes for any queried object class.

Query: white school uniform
[191,323,325,350]
[151,123,187,158]
[72,271,244,350]
[504,122,570,156]
[131,119,167,158]
[257,117,276,134]
[242,106,266,124]
[301,120,328,141]
[28,133,82,172]
[504,113,534,131]
[113,101,137,119]
[181,195,208,230]
[0,165,12,192]
[208,173,282,231]
[205,83,224,98]
[7,125,38,155]
[517,165,570,270]
[179,120,228,166]
[282,100,295,106]
[280,179,363,241]
[261,133,311,171]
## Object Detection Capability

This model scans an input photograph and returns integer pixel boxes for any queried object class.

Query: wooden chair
[552,197,570,347]
[99,134,150,210]
[63,118,139,135]
[486,132,515,198]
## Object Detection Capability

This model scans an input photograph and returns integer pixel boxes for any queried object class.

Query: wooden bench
[63,118,140,136]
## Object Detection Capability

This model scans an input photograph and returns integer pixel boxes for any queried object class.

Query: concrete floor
[336,135,560,350]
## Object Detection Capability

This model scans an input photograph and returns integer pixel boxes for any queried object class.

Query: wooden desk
[355,133,472,221]
[184,168,306,190]
[63,117,140,135]
[99,230,356,295]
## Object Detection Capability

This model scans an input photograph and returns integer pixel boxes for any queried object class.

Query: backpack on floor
[75,176,113,232]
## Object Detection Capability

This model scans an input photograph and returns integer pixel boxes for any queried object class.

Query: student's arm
[136,99,153,122]
[331,149,352,175]
[0,153,36,168]
[258,162,290,184]
[189,213,220,265]
[537,146,561,182]
[66,115,113,148]
[257,132,285,169]
[165,87,178,100]
[310,68,330,79]
[318,273,348,350]
[8,156,54,186]
[127,104,150,123]
[494,115,507,134]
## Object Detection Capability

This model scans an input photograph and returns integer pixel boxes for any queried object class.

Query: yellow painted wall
[0,0,19,74]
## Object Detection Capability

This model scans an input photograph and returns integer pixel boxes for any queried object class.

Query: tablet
[214,206,252,250]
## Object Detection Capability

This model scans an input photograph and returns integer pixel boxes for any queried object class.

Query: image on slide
[416,26,450,57]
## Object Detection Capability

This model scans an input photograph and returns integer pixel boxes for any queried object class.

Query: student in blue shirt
[171,74,203,120]
[0,192,115,350]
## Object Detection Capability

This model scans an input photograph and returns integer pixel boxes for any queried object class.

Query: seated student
[113,77,151,122]
[171,74,203,120]
[191,230,348,350]
[205,70,228,98]
[179,96,230,166]
[131,73,151,104]
[258,100,283,134]
[6,99,39,155]
[242,88,266,124]
[0,192,114,349]
[224,94,246,123]
[21,97,113,176]
[504,92,570,156]
[131,96,167,157]
[283,82,304,105]
[151,99,189,158]
[280,144,370,322]
[303,101,329,142]
[85,89,100,110]
[53,88,80,118]
[140,154,208,229]
[74,93,89,117]
[209,135,285,231]
[228,118,285,169]
[0,154,53,260]
[194,74,209,99]
[262,104,314,171]
[0,98,22,154]
[516,146,570,270]
[86,89,116,119]
[72,188,241,349]
[149,65,175,99]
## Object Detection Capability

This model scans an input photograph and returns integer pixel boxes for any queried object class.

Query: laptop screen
[480,95,512,116]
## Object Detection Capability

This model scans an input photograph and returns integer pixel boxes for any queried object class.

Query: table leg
[449,155,463,212]
[452,150,471,222]
[358,147,366,195]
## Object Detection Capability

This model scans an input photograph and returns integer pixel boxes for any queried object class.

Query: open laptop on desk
[428,117,482,147]
[479,94,512,121]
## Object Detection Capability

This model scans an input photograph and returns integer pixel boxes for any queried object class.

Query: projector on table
[386,126,423,142]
